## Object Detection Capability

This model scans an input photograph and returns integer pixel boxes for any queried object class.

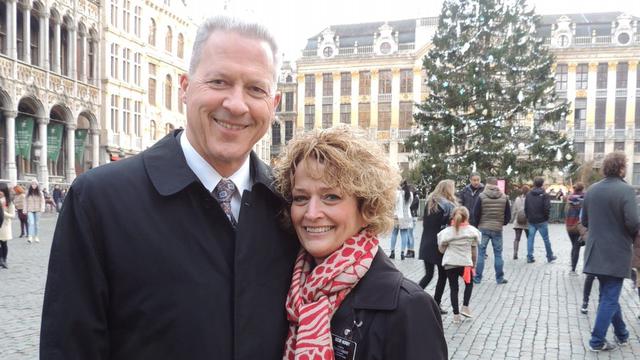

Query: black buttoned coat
[40,131,299,360]
[331,251,448,359]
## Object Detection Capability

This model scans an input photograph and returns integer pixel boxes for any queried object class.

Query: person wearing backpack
[511,185,529,260]
[565,182,585,275]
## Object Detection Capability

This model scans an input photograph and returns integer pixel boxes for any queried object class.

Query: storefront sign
[75,129,88,163]
[15,116,35,159]
[47,123,64,162]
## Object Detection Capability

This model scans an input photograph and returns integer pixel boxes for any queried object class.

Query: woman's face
[31,182,37,189]
[290,159,366,264]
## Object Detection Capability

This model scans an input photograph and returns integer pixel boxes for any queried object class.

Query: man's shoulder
[72,154,146,192]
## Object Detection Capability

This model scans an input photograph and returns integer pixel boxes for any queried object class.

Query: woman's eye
[324,194,341,201]
[292,195,308,203]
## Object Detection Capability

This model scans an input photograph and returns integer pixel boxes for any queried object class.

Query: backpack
[516,209,527,225]
[565,197,583,235]
[410,193,420,217]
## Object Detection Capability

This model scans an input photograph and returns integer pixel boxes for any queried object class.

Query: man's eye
[249,86,268,95]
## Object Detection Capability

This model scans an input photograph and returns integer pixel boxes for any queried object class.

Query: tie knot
[213,179,236,203]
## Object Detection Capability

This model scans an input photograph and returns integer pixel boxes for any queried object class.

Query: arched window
[177,33,184,58]
[150,120,157,140]
[165,26,172,52]
[148,18,156,46]
[164,74,172,110]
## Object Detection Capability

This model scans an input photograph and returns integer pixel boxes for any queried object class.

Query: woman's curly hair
[273,126,401,235]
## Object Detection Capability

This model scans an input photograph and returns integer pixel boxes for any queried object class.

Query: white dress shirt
[180,132,252,221]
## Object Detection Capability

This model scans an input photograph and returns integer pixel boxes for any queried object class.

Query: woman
[438,206,479,323]
[511,184,529,260]
[565,182,585,275]
[13,185,27,238]
[389,181,413,260]
[0,186,15,269]
[25,180,45,243]
[274,127,447,360]
[418,179,457,314]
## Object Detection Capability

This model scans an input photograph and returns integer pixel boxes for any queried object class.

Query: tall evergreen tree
[408,0,576,189]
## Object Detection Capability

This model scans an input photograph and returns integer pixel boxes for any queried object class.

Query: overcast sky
[191,0,640,60]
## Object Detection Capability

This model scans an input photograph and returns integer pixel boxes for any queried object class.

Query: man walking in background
[582,152,639,352]
[472,177,511,284]
[525,177,557,263]
[457,172,484,221]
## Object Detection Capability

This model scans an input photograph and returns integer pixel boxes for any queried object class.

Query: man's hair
[602,151,627,177]
[470,172,481,179]
[533,177,544,188]
[273,126,400,235]
[573,182,585,192]
[189,15,280,81]
[486,177,498,185]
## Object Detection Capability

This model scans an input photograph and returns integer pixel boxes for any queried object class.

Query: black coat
[40,131,299,360]
[524,187,550,224]
[419,200,454,264]
[456,184,484,220]
[331,251,448,360]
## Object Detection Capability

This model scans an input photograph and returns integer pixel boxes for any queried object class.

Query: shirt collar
[180,131,252,194]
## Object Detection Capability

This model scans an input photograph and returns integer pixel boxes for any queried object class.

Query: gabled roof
[304,19,418,50]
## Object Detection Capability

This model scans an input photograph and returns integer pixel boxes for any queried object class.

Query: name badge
[332,333,357,360]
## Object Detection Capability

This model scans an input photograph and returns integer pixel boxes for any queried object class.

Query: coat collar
[350,250,404,311]
[144,129,278,197]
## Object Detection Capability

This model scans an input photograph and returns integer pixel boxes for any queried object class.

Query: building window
[615,98,626,129]
[165,75,172,110]
[594,142,605,153]
[110,95,119,132]
[166,123,174,134]
[574,98,586,130]
[399,102,413,129]
[595,98,606,129]
[378,102,391,130]
[285,121,294,141]
[134,53,141,85]
[122,0,131,32]
[123,98,131,134]
[555,64,568,92]
[110,0,119,27]
[110,43,119,78]
[272,122,281,145]
[148,78,156,105]
[379,70,392,94]
[304,74,315,97]
[634,142,640,153]
[633,164,640,185]
[134,6,142,37]
[358,103,370,129]
[150,120,157,140]
[340,104,351,124]
[304,105,315,131]
[576,64,588,90]
[122,48,131,82]
[148,18,156,46]
[614,142,625,151]
[285,92,294,112]
[616,62,628,89]
[0,2,5,55]
[134,101,141,136]
[596,63,608,89]
[165,26,173,53]
[359,71,371,96]
[322,73,333,97]
[574,142,585,154]
[177,33,184,58]
[322,104,332,128]
[400,69,413,93]
[340,72,351,96]
[88,38,96,81]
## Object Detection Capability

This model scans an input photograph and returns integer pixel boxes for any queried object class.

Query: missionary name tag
[332,333,357,360]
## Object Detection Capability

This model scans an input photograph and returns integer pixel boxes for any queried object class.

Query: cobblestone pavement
[2,216,640,359]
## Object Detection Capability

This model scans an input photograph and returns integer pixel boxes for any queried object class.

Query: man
[471,177,511,284]
[40,16,299,359]
[51,185,62,212]
[524,177,557,263]
[457,172,484,221]
[582,152,639,352]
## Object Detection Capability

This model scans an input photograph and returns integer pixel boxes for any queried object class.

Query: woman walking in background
[565,182,585,275]
[438,206,480,323]
[0,185,15,268]
[511,185,529,260]
[419,179,457,314]
[389,181,413,260]
[25,180,45,243]
[13,185,27,238]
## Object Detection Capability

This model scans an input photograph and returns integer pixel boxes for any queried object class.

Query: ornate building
[0,0,101,190]
[270,60,297,161]
[295,12,640,182]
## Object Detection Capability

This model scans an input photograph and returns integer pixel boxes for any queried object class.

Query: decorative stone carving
[317,28,337,59]
[552,15,572,48]
[375,22,398,56]
[613,13,634,46]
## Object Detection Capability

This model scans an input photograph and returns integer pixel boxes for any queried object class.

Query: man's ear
[179,73,189,101]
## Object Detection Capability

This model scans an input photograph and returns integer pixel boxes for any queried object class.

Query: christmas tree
[407,0,576,189]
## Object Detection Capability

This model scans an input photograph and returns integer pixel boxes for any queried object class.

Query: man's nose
[222,86,249,115]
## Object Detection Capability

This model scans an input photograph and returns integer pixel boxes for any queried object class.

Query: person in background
[274,127,447,360]
[419,179,457,314]
[388,182,413,260]
[456,172,484,221]
[565,182,585,275]
[52,185,63,213]
[0,185,15,269]
[437,206,479,323]
[408,184,421,258]
[404,181,417,258]
[525,177,557,264]
[13,185,27,238]
[511,184,529,260]
[25,180,44,243]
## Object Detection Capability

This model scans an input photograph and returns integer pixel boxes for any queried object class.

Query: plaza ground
[1,215,640,359]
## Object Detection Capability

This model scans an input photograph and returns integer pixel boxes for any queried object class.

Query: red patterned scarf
[283,231,379,360]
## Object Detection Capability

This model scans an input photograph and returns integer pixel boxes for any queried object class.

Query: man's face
[180,31,280,177]
[470,175,481,188]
